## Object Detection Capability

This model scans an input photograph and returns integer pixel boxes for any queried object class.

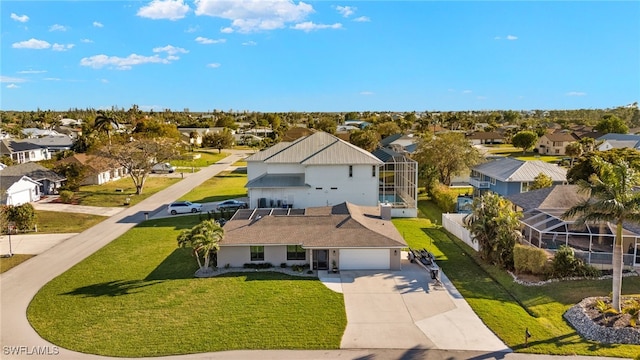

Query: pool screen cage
[520,208,640,269]
[378,153,418,210]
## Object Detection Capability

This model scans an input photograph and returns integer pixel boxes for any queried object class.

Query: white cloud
[195,0,315,33]
[292,21,342,32]
[152,45,188,55]
[100,78,109,83]
[506,35,518,40]
[1,76,27,83]
[137,0,190,20]
[566,91,587,96]
[360,91,373,95]
[52,43,75,51]
[11,13,29,22]
[7,84,19,89]
[353,16,370,22]
[80,54,173,70]
[49,24,68,32]
[81,38,94,43]
[44,78,61,81]
[195,36,226,44]
[185,25,199,33]
[220,27,234,33]
[336,5,355,17]
[93,21,104,27]
[207,63,221,68]
[242,40,257,46]
[12,38,51,49]
[18,70,46,74]
[462,90,472,94]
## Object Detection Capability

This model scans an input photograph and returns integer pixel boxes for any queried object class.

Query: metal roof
[249,132,382,165]
[473,157,567,182]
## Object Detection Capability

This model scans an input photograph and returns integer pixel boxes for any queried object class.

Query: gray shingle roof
[247,132,382,165]
[221,202,406,248]
[597,133,640,141]
[473,157,567,182]
[0,139,42,154]
[0,162,66,182]
[505,185,588,211]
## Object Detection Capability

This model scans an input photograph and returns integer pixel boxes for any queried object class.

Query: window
[287,245,305,260]
[372,165,376,177]
[349,165,353,177]
[250,246,264,261]
[521,182,530,192]
[490,177,496,185]
[315,187,323,190]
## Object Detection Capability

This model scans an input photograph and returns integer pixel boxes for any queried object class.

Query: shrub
[242,262,273,269]
[549,245,599,278]
[2,203,37,232]
[59,190,74,204]
[291,264,310,272]
[513,244,548,275]
[430,182,457,213]
[280,262,287,268]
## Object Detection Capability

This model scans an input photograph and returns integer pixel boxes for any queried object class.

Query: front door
[313,250,328,270]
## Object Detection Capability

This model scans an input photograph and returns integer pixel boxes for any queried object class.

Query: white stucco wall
[218,245,309,268]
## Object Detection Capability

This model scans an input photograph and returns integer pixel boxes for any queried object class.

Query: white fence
[441,213,479,251]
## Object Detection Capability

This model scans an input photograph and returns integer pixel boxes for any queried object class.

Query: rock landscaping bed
[564,297,640,345]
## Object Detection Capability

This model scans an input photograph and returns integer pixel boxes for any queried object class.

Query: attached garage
[340,249,390,270]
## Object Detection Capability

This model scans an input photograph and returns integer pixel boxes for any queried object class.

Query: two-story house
[535,131,579,155]
[469,157,567,197]
[245,132,383,209]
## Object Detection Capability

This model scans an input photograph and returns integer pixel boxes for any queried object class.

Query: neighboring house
[469,157,567,197]
[217,202,406,270]
[0,139,50,164]
[505,185,640,267]
[535,131,579,155]
[0,175,41,205]
[380,133,419,154]
[21,128,63,138]
[58,153,127,185]
[281,126,315,142]
[246,132,383,209]
[0,162,66,195]
[596,133,640,151]
[466,131,504,145]
[23,136,74,156]
[178,127,238,147]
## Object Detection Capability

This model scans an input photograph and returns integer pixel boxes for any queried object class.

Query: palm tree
[177,220,224,275]
[563,157,640,311]
[94,111,119,145]
[565,141,583,167]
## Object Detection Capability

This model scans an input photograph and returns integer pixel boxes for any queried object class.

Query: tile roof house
[0,162,66,196]
[470,157,567,197]
[535,131,579,155]
[58,153,128,185]
[245,132,383,209]
[466,131,505,145]
[218,202,407,270]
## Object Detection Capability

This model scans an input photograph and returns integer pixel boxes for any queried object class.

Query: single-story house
[466,131,505,145]
[0,162,66,195]
[0,139,50,164]
[217,202,407,270]
[0,175,41,205]
[58,153,127,185]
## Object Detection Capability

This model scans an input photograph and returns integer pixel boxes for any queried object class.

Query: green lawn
[27,216,346,357]
[392,200,640,357]
[1,254,35,273]
[36,210,107,233]
[180,168,248,203]
[484,145,563,164]
[171,151,228,168]
[75,177,180,207]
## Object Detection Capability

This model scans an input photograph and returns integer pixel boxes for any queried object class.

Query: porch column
[309,249,313,271]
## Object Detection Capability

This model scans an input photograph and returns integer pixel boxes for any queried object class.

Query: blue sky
[1,1,639,112]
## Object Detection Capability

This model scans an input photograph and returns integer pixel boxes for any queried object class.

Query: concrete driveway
[336,259,510,352]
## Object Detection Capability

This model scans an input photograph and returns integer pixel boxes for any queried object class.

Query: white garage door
[340,249,390,270]
[8,189,31,206]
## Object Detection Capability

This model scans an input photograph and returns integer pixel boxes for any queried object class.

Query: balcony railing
[469,177,491,189]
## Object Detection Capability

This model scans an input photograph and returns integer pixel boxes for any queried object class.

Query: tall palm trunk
[612,221,624,312]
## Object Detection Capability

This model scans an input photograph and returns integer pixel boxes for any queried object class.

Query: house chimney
[380,202,392,220]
